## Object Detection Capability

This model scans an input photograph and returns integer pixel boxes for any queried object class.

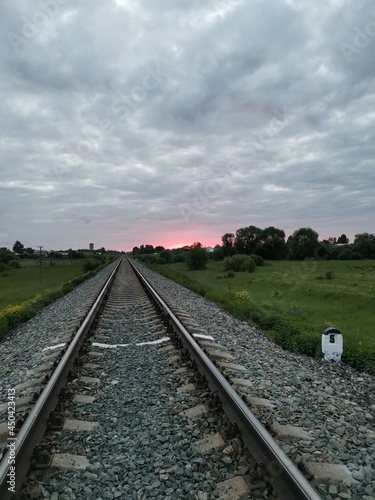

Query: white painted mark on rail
[42,343,66,352]
[136,337,170,346]
[193,334,215,341]
[92,337,170,349]
[92,342,130,349]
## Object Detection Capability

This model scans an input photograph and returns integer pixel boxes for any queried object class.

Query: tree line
[218,226,374,261]
[132,226,375,265]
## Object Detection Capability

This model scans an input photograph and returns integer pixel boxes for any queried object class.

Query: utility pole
[38,246,43,281]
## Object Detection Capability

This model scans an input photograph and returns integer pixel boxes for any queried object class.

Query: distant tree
[132,246,140,254]
[100,247,105,253]
[68,250,85,259]
[337,234,349,244]
[50,251,63,259]
[256,226,286,259]
[160,249,172,263]
[337,247,363,260]
[139,254,157,264]
[212,244,225,261]
[221,233,235,256]
[353,233,375,259]
[324,236,337,245]
[139,244,155,254]
[0,247,14,264]
[316,241,339,260]
[24,247,35,255]
[186,242,208,270]
[287,228,319,260]
[171,252,185,263]
[13,240,24,254]
[234,226,261,255]
[155,246,165,252]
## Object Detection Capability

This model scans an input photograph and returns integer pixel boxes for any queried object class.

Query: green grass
[143,259,375,375]
[0,260,90,309]
[0,258,111,339]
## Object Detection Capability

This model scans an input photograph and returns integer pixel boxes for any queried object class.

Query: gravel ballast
[16,260,270,500]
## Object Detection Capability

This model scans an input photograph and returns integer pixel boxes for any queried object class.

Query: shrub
[82,260,100,273]
[172,253,186,263]
[251,254,265,266]
[8,260,20,269]
[0,248,14,265]
[325,271,335,280]
[212,247,225,261]
[94,256,106,265]
[0,294,44,329]
[159,250,172,263]
[157,257,167,265]
[337,247,363,260]
[223,254,247,272]
[186,244,208,270]
[246,256,256,273]
[138,254,157,264]
[0,263,8,272]
[223,254,257,273]
[227,270,235,278]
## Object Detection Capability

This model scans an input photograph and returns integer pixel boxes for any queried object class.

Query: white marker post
[322,327,343,362]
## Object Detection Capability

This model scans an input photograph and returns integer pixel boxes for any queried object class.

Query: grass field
[0,258,111,338]
[0,259,90,310]
[145,259,375,375]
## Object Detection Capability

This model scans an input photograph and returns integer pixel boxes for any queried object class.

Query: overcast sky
[0,0,374,251]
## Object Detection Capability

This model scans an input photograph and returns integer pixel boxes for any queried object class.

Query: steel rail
[0,258,122,499]
[129,258,321,500]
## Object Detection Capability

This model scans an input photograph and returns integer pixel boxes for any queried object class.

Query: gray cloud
[0,0,374,250]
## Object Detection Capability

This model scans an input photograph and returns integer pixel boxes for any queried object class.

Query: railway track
[0,257,365,498]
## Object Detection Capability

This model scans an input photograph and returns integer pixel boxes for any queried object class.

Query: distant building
[205,246,214,253]
[89,243,94,251]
